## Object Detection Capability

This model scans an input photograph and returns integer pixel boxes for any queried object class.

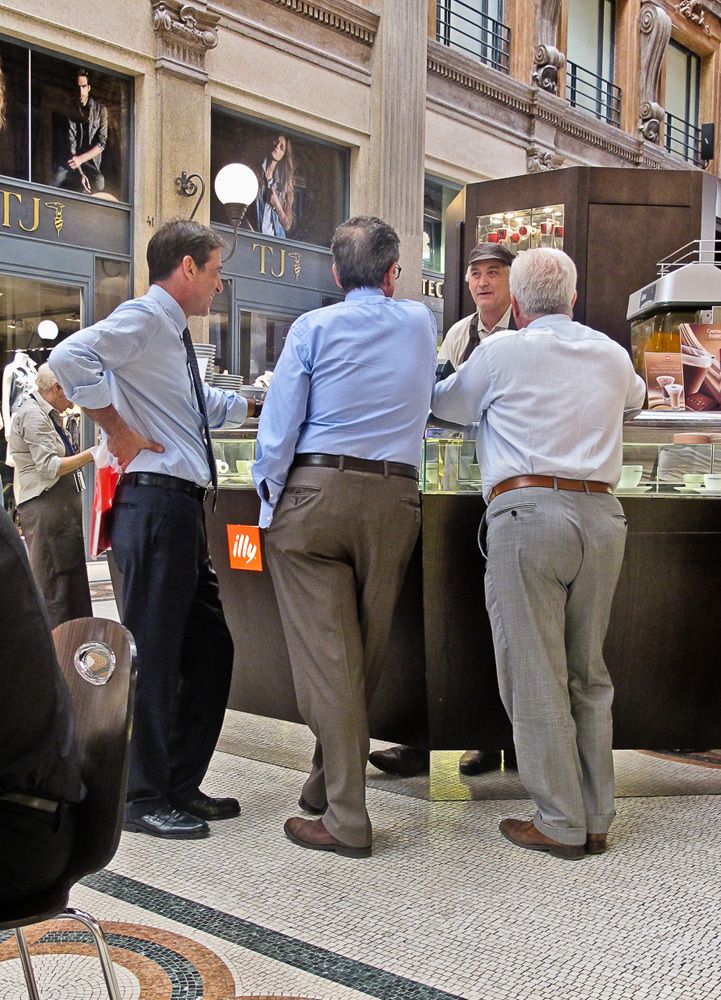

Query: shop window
[0,273,83,506]
[94,258,130,322]
[0,39,131,201]
[664,41,702,165]
[565,0,621,127]
[211,109,348,249]
[424,175,461,275]
[435,1,510,74]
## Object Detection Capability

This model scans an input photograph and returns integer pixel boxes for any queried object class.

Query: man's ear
[331,263,344,290]
[181,255,196,280]
[510,293,522,327]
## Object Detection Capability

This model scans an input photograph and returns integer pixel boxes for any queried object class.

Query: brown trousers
[266,464,421,847]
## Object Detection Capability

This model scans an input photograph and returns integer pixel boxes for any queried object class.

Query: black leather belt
[120,472,210,501]
[489,475,612,502]
[0,791,61,814]
[293,453,418,481]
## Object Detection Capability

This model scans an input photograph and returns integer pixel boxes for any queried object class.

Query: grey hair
[36,363,58,394]
[331,216,399,292]
[509,248,577,316]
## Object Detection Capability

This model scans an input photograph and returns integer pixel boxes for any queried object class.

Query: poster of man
[53,67,108,194]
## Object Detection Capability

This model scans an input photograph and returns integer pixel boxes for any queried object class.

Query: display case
[212,429,257,489]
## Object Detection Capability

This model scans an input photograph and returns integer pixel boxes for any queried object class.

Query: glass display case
[475,204,564,252]
[212,430,257,489]
[421,436,721,497]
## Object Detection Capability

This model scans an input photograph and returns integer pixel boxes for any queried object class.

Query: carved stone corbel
[151,0,220,80]
[638,2,672,143]
[532,0,565,94]
[526,144,565,173]
[675,1,711,35]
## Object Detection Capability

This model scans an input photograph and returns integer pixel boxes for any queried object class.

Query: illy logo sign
[226,525,263,572]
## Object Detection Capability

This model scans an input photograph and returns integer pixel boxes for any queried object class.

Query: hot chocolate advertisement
[645,325,721,412]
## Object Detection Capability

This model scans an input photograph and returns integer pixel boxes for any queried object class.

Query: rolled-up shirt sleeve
[49,303,154,409]
[204,386,248,428]
[252,323,311,527]
[18,407,62,480]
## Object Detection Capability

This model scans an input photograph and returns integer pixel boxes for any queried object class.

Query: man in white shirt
[432,248,645,861]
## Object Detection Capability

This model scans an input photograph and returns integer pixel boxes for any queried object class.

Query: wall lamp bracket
[176,171,206,221]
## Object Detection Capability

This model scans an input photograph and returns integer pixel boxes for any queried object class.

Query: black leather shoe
[170,790,241,821]
[368,745,429,777]
[458,749,502,776]
[298,795,325,815]
[123,804,209,839]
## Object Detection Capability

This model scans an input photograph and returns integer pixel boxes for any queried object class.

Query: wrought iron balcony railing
[435,0,510,75]
[665,112,703,166]
[566,60,621,127]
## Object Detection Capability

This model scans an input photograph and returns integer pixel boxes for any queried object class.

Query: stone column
[150,0,220,336]
[638,2,672,143]
[368,0,427,300]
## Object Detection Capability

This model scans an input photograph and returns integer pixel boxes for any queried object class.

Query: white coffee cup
[683,474,705,486]
[703,474,721,490]
[618,465,643,488]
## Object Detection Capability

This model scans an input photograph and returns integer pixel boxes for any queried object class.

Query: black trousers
[111,481,234,819]
[0,800,77,906]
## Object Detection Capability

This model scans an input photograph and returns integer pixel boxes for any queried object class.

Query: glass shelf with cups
[421,436,721,498]
[212,431,257,489]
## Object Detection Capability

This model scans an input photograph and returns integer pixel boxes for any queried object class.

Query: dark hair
[331,216,399,291]
[76,67,92,83]
[147,220,226,284]
[265,134,295,232]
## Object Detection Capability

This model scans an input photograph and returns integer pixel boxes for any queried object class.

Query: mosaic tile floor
[2,709,721,1000]
[3,561,720,998]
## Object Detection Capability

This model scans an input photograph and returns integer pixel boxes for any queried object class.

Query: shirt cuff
[259,498,274,528]
[67,383,113,410]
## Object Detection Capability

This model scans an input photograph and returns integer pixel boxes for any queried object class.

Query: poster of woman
[256,133,295,239]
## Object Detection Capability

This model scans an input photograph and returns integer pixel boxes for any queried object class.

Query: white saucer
[696,486,721,495]
[615,485,652,494]
[674,485,703,493]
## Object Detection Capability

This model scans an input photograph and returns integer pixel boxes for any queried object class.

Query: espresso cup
[683,474,705,486]
[703,474,721,490]
[618,465,644,488]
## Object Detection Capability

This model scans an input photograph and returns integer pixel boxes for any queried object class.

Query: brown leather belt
[293,453,418,481]
[488,475,613,503]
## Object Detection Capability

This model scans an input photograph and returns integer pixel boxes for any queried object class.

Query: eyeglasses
[393,264,402,278]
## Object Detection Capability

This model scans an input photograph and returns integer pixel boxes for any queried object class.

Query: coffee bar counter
[207,424,721,750]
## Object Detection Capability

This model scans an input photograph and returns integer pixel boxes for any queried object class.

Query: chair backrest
[52,617,137,881]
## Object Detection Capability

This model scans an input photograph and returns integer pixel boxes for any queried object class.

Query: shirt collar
[477,303,512,335]
[31,391,56,418]
[148,283,188,333]
[527,313,571,328]
[345,287,385,300]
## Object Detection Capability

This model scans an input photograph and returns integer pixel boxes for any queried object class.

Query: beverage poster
[678,324,721,411]
[644,353,685,410]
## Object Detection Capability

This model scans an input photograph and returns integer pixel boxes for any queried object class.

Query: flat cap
[467,242,515,267]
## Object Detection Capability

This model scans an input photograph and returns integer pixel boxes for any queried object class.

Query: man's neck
[478,303,509,332]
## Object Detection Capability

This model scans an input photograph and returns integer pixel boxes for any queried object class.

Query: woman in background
[256,133,295,238]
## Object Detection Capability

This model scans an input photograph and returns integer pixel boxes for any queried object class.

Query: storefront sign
[0,181,129,254]
[227,524,263,571]
[422,278,444,298]
[252,243,303,282]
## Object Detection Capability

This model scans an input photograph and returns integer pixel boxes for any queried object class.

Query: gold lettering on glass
[18,197,40,233]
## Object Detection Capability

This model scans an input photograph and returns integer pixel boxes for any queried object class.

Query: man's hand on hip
[83,404,164,471]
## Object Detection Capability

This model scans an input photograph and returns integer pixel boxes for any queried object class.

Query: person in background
[369,241,518,780]
[0,505,84,905]
[253,215,436,858]
[256,132,295,238]
[432,247,645,860]
[50,220,260,841]
[8,363,94,629]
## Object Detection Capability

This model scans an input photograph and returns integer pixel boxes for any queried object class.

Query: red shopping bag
[89,465,120,558]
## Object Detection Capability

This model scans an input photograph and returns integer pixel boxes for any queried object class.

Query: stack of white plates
[191,343,217,384]
[213,373,244,391]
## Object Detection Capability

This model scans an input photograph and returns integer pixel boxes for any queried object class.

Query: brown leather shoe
[283,816,372,858]
[586,834,607,855]
[499,818,585,861]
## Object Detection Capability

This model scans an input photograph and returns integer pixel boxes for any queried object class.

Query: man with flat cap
[369,241,518,780]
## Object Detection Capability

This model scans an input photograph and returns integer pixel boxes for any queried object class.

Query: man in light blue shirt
[253,215,436,857]
[51,220,258,841]
[432,248,645,861]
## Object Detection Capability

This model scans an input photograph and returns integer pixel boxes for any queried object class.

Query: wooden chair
[0,617,137,999]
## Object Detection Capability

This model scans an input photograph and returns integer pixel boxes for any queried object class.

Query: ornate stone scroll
[532,0,565,93]
[638,2,672,143]
[526,144,565,173]
[151,0,220,78]
[675,1,711,35]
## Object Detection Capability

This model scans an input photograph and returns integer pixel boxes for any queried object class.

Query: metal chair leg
[14,928,41,1000]
[58,908,121,1000]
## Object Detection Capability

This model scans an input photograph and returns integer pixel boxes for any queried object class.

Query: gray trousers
[266,464,421,847]
[483,487,627,846]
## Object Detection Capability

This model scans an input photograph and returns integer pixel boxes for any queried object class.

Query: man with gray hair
[432,248,645,860]
[8,363,94,628]
[253,215,436,857]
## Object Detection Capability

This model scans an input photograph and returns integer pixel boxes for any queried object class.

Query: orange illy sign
[226,524,263,572]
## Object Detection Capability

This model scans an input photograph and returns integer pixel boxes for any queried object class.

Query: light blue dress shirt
[431,314,646,501]
[50,285,247,486]
[253,287,437,526]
